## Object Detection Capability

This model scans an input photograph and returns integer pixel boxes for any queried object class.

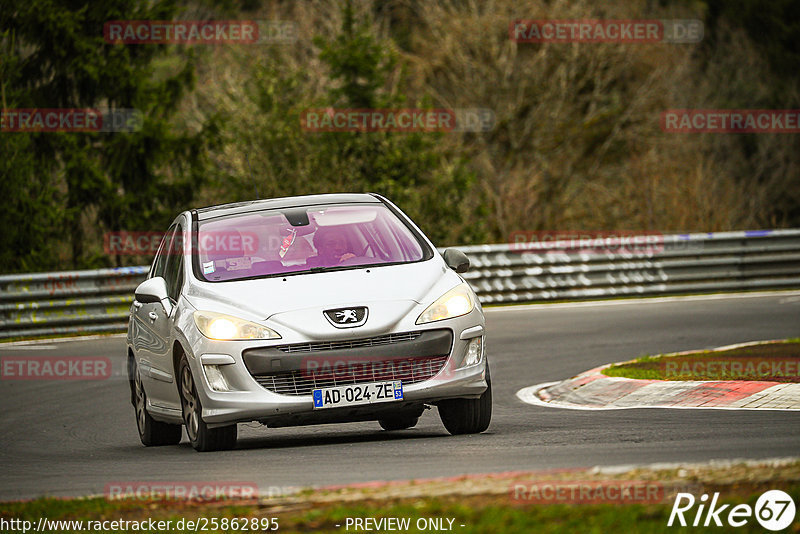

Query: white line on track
[487,289,800,313]
[516,383,800,411]
[0,333,126,348]
[0,344,58,350]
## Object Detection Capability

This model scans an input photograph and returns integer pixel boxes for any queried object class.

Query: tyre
[438,365,492,435]
[178,355,237,452]
[132,358,182,446]
[378,415,419,431]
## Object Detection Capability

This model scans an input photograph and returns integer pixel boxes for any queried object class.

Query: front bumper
[203,360,487,427]
[182,312,488,427]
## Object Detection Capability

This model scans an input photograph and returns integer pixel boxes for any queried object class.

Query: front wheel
[132,358,182,446]
[438,366,492,435]
[179,356,237,452]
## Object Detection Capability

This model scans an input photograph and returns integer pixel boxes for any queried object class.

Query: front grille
[253,355,449,396]
[275,331,422,354]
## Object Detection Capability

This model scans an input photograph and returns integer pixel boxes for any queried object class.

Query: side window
[163,223,184,303]
[151,224,176,279]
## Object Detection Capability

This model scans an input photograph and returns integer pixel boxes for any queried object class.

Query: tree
[311,0,486,245]
[0,0,219,272]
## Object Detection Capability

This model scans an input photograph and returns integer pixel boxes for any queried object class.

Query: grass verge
[2,461,799,533]
[603,339,800,382]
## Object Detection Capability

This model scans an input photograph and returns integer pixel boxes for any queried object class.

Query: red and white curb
[517,343,800,411]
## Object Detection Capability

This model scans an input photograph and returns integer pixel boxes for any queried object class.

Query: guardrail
[1,230,799,339]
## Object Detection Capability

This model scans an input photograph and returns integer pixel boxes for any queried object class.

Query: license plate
[312,381,403,410]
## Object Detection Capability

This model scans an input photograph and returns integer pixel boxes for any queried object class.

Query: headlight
[416,282,475,324]
[193,311,281,340]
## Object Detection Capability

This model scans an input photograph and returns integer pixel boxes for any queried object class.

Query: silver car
[127,193,491,451]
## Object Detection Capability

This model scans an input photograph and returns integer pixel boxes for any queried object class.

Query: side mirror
[134,277,172,315]
[442,248,470,273]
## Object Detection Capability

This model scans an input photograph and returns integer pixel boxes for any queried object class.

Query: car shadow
[232,427,448,451]
[106,424,494,456]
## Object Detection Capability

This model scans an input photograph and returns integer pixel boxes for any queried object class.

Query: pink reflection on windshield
[196,205,425,281]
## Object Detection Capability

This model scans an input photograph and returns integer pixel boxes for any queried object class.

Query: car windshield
[194,203,428,282]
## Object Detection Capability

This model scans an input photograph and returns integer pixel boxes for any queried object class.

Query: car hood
[183,259,456,323]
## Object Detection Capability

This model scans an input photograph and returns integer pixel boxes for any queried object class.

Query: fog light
[462,336,483,368]
[203,364,230,392]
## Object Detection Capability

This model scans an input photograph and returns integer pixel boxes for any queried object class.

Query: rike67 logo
[668,490,796,531]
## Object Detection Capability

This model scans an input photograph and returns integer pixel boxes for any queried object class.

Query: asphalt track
[1,291,799,501]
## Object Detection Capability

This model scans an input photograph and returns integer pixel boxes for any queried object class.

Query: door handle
[148,311,158,321]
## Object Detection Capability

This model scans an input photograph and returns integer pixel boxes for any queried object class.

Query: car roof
[193,193,382,221]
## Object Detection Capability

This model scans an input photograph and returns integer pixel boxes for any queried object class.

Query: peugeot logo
[324,307,368,328]
[336,310,359,322]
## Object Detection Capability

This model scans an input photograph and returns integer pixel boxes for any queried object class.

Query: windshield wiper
[308,266,341,273]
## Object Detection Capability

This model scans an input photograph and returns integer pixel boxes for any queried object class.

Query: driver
[312,227,356,265]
